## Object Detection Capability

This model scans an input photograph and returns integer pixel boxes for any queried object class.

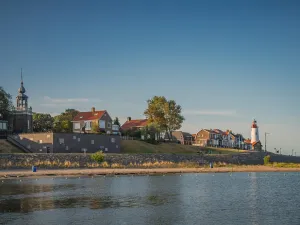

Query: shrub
[91,151,105,163]
[264,155,271,165]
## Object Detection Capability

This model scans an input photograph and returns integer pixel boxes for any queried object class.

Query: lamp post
[265,132,271,152]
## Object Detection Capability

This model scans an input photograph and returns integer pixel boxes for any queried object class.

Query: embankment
[1,152,299,170]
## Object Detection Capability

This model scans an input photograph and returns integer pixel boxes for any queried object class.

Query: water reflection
[1,174,300,225]
[0,193,177,213]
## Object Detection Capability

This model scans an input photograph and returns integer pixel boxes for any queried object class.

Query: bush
[264,155,271,165]
[91,151,105,163]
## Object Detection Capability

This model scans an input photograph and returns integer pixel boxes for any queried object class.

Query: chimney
[91,107,95,113]
[127,117,131,121]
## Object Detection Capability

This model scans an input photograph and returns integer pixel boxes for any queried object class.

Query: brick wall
[10,132,121,153]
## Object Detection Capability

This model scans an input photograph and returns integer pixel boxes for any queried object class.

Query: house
[72,107,115,134]
[194,129,221,147]
[120,117,148,131]
[243,139,252,150]
[169,131,194,145]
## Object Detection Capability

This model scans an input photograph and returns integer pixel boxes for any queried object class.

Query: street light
[265,132,271,152]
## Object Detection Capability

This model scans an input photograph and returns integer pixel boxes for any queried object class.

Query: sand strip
[1,166,300,178]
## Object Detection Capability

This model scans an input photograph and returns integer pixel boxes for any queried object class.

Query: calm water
[1,172,300,225]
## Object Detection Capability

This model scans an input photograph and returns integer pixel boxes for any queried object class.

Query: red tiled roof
[73,110,106,121]
[121,119,148,130]
[244,139,252,144]
[252,141,261,146]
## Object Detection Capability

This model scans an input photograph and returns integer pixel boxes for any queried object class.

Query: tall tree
[144,96,184,139]
[113,117,121,126]
[0,87,14,121]
[33,113,54,132]
[53,109,79,133]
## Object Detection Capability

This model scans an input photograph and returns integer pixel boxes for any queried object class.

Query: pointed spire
[18,68,26,94]
[21,68,23,83]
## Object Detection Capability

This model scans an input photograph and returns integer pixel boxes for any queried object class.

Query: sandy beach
[1,166,300,178]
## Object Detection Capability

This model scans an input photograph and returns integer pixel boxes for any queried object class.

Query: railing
[7,136,32,153]
[121,136,136,140]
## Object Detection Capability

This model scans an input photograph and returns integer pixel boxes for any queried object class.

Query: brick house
[194,129,221,147]
[72,107,116,134]
[169,131,194,145]
[120,117,148,131]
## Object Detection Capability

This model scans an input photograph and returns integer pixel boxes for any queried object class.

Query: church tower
[13,69,33,133]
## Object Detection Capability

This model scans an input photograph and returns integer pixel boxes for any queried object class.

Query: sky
[1,0,300,155]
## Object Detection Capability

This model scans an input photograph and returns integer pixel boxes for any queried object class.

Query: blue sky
[1,0,300,154]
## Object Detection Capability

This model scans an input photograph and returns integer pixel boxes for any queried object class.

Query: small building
[72,108,114,134]
[120,117,148,131]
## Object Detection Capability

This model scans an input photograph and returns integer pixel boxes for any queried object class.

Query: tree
[53,109,79,133]
[0,87,14,121]
[33,113,54,132]
[144,96,184,140]
[91,122,100,133]
[113,117,121,126]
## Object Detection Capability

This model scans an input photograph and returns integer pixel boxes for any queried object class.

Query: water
[1,173,300,225]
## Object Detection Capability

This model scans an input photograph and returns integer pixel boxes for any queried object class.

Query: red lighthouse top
[251,119,258,128]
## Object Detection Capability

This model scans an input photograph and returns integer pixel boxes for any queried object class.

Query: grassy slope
[0,140,24,153]
[120,140,246,154]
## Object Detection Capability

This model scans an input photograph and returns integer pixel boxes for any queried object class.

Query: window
[111,138,115,143]
[105,148,108,152]
[74,123,80,130]
[28,120,30,130]
[0,123,2,129]
[107,122,111,128]
[78,138,80,142]
[59,138,64,144]
[3,123,6,130]
[85,121,91,130]
[73,136,76,140]
[91,140,94,144]
[99,120,105,128]
[66,146,69,150]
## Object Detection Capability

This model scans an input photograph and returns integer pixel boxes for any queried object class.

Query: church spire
[18,68,26,94]
[21,68,23,84]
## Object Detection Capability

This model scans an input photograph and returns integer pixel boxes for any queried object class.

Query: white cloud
[183,110,237,116]
[41,96,102,107]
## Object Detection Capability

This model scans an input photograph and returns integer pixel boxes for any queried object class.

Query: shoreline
[1,166,300,178]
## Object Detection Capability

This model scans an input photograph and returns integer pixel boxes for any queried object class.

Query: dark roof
[121,119,148,130]
[73,110,106,121]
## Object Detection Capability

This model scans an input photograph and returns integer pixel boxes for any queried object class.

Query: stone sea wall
[0,152,299,169]
[0,152,268,169]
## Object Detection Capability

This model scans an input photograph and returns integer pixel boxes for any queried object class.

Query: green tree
[53,109,79,133]
[144,96,184,140]
[33,113,54,132]
[91,122,100,133]
[113,117,121,126]
[0,87,14,121]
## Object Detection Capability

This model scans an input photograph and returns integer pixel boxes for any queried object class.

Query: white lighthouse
[251,119,261,150]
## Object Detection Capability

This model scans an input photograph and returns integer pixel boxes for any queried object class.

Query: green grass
[0,140,24,153]
[120,140,248,154]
